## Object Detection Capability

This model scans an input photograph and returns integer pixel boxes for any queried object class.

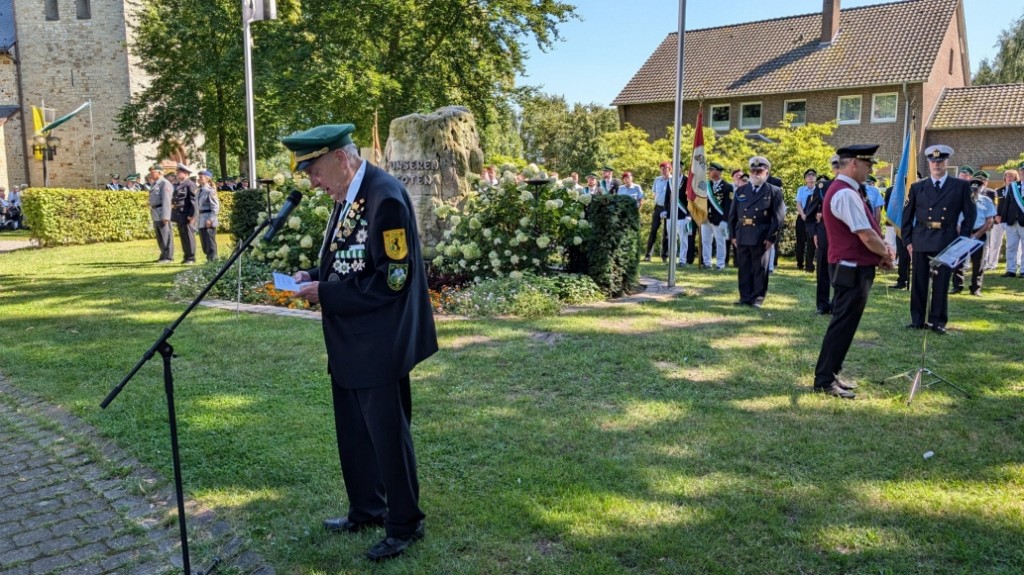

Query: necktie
[934,180,942,191]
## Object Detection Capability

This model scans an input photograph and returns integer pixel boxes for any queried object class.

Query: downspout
[9,44,32,186]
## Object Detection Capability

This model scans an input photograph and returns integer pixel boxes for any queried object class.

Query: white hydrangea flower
[519,216,530,228]
[273,173,286,186]
[314,206,330,217]
[450,215,462,226]
[578,220,590,229]
[469,217,482,230]
[482,228,492,238]
[493,238,502,245]
[269,190,283,201]
[573,236,583,245]
[545,200,558,210]
[536,235,551,248]
[578,193,592,205]
[519,190,533,202]
[509,271,523,280]
[296,177,311,189]
[432,255,444,266]
[288,216,302,230]
[510,255,520,264]
[300,235,314,248]
[560,215,571,224]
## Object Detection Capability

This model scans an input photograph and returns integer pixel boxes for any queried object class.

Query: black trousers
[646,205,667,257]
[174,217,197,261]
[330,376,424,538]
[814,265,875,387]
[199,226,218,261]
[735,242,770,304]
[910,250,951,327]
[153,221,174,260]
[953,232,986,292]
[795,219,815,270]
[814,225,832,310]
[895,234,910,284]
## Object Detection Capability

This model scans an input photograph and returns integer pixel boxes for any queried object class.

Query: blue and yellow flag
[886,122,917,235]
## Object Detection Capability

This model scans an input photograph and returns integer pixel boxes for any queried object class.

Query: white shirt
[829,174,872,232]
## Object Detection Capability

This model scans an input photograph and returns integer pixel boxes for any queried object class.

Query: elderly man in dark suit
[289,124,438,562]
[901,144,976,335]
[727,156,786,308]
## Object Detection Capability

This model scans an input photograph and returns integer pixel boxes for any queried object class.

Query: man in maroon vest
[813,144,894,399]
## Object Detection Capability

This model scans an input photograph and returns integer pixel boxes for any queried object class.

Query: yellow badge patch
[383,228,408,260]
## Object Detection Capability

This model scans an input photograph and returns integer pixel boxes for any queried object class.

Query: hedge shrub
[228,188,265,244]
[567,194,640,297]
[20,187,237,246]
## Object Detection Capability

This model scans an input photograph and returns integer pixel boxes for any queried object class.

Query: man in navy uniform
[813,144,894,398]
[901,145,975,334]
[727,156,785,307]
[288,124,437,561]
[171,163,198,264]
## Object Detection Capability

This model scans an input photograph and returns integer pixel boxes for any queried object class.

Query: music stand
[883,236,984,404]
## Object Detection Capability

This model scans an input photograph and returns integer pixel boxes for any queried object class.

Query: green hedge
[568,194,640,297]
[20,188,237,246]
[228,188,265,244]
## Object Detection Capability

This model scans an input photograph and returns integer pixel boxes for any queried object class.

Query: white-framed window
[710,104,731,131]
[740,102,762,130]
[837,95,862,125]
[784,100,807,126]
[871,93,898,123]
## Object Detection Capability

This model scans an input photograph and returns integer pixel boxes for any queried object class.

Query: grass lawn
[1,238,1023,574]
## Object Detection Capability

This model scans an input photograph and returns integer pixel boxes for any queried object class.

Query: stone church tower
[0,0,157,189]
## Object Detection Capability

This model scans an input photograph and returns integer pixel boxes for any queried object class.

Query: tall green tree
[118,0,577,176]
[973,9,1024,84]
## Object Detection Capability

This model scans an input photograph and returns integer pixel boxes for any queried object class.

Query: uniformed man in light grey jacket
[148,165,174,263]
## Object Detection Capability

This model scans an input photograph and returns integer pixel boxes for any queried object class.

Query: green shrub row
[568,194,640,297]
[20,188,238,246]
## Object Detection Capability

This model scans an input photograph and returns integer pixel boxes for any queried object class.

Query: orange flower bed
[256,282,316,310]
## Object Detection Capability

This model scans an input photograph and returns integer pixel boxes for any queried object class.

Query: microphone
[263,190,303,242]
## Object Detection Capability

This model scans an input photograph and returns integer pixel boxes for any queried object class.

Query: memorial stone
[384,106,484,251]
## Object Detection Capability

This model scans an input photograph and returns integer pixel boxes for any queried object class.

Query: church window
[45,0,59,21]
[77,0,92,19]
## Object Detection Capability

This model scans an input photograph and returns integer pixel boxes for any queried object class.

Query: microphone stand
[882,257,970,404]
[100,217,273,575]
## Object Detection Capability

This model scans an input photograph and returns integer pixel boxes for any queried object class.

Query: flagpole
[668,0,687,288]
[242,1,257,185]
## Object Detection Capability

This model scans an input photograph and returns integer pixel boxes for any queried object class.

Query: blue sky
[518,0,1021,106]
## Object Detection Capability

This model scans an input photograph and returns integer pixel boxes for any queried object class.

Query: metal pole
[668,0,687,288]
[242,4,258,185]
[89,101,98,190]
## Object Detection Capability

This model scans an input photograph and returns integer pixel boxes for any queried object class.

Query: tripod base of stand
[883,367,970,404]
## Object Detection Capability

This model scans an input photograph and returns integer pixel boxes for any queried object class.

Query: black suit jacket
[707,179,733,225]
[901,177,975,252]
[308,163,438,388]
[997,183,1024,226]
[600,178,621,195]
[727,182,785,246]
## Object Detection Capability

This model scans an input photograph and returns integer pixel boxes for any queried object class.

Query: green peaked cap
[281,124,356,171]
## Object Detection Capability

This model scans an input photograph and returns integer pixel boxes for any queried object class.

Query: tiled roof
[928,84,1024,129]
[613,0,959,105]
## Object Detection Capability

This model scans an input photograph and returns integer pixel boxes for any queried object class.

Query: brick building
[0,0,158,189]
[613,0,1023,177]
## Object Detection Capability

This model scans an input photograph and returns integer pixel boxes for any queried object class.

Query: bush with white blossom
[249,174,334,273]
[431,164,591,279]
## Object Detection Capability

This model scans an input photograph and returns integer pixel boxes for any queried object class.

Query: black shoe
[733,300,748,306]
[905,322,928,330]
[366,523,425,561]
[890,282,907,289]
[1002,271,1016,277]
[323,516,384,533]
[813,384,856,399]
[931,324,947,335]
[949,286,964,294]
[816,305,832,315]
[643,255,651,262]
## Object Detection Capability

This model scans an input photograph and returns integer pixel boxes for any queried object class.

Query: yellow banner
[32,106,45,160]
